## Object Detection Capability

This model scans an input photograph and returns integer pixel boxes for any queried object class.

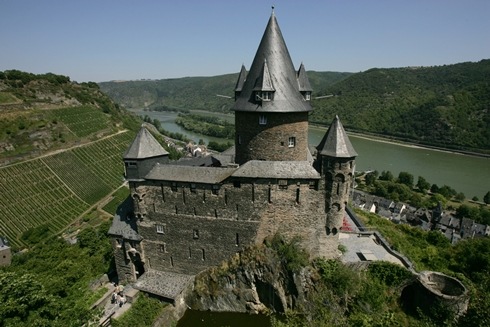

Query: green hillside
[0,132,133,247]
[98,71,352,112]
[100,61,490,153]
[0,70,141,163]
[0,70,145,247]
[310,60,490,153]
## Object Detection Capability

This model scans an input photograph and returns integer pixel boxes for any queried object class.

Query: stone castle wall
[129,176,333,275]
[235,112,309,164]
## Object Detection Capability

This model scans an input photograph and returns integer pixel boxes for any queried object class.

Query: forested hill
[100,60,490,154]
[98,71,353,112]
[310,60,490,153]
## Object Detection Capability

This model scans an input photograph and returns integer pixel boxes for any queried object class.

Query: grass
[102,186,130,215]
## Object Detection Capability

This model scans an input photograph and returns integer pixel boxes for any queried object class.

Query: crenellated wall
[122,176,333,276]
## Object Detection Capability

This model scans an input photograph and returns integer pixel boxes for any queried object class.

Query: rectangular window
[237,135,242,145]
[193,229,199,239]
[259,115,267,125]
[288,137,296,148]
[233,181,241,188]
[156,224,165,234]
[127,161,137,167]
[278,179,288,190]
[262,91,272,101]
[160,243,166,253]
[171,182,178,192]
[212,184,220,195]
[304,92,311,101]
[190,183,196,193]
[309,180,317,190]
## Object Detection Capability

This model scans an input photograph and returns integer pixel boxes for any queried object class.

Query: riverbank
[309,124,490,159]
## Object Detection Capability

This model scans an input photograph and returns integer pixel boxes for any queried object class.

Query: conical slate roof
[234,65,247,93]
[123,126,169,159]
[297,63,312,92]
[232,12,312,113]
[317,116,358,158]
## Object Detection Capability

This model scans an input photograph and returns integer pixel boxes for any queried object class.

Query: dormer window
[259,115,267,125]
[304,92,311,101]
[255,91,273,102]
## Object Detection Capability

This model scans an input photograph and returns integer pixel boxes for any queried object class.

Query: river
[132,109,489,199]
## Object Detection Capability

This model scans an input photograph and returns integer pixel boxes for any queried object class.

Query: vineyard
[50,106,112,138]
[0,131,134,247]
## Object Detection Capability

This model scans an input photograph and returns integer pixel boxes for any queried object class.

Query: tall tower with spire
[316,116,358,235]
[232,11,313,165]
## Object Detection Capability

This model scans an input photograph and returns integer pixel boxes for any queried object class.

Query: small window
[190,183,196,193]
[160,243,166,253]
[237,135,242,145]
[212,184,220,195]
[278,179,288,190]
[193,229,199,239]
[171,182,178,192]
[288,137,296,148]
[116,239,122,248]
[156,224,165,234]
[126,161,137,167]
[309,180,317,190]
[304,92,311,101]
[256,91,272,101]
[233,181,241,188]
[259,115,267,125]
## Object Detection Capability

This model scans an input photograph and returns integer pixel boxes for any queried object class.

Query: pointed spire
[232,12,312,113]
[234,64,247,93]
[253,59,275,91]
[297,62,312,92]
[317,116,357,158]
[123,126,169,159]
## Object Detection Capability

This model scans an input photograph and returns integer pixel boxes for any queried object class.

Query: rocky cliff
[185,239,316,314]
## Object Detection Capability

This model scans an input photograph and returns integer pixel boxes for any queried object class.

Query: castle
[109,11,357,300]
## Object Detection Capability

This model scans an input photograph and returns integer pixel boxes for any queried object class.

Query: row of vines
[0,131,134,247]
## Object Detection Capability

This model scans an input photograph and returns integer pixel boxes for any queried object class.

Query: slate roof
[235,65,247,93]
[123,127,169,159]
[232,160,320,179]
[297,63,312,92]
[317,115,358,158]
[133,269,194,300]
[145,164,236,184]
[108,197,142,241]
[170,156,222,167]
[232,12,312,113]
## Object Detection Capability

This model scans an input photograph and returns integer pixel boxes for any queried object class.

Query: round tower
[316,116,357,235]
[232,11,312,165]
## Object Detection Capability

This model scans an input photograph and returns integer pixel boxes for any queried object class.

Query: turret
[123,126,169,180]
[316,116,357,235]
[232,10,313,165]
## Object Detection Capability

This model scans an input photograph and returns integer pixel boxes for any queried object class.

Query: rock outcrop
[185,242,316,314]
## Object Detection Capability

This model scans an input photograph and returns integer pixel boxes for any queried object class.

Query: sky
[1,0,489,82]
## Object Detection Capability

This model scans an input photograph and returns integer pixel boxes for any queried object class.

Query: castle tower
[316,116,357,235]
[123,126,169,180]
[232,11,313,165]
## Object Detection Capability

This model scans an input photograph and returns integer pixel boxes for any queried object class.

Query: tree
[365,172,377,186]
[484,191,490,205]
[397,171,414,188]
[379,170,394,182]
[455,192,466,202]
[430,184,439,193]
[416,176,431,193]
